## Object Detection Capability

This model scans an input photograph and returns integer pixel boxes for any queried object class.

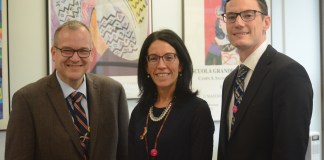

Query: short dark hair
[53,20,92,47]
[224,0,268,15]
[137,29,198,108]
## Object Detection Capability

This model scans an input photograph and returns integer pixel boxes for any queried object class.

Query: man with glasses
[217,0,313,160]
[5,20,129,160]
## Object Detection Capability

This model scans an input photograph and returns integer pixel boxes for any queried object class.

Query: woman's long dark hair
[137,29,198,109]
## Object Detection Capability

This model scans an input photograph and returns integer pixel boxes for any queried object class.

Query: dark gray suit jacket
[5,73,129,160]
[217,45,313,160]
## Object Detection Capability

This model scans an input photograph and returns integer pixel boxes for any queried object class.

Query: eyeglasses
[146,53,177,65]
[221,10,266,23]
[55,46,91,58]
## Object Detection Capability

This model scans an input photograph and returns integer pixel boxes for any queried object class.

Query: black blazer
[217,45,313,160]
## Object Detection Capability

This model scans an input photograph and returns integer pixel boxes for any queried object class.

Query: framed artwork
[183,0,271,121]
[0,0,9,130]
[47,0,152,99]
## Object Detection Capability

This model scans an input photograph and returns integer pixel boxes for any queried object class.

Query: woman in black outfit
[128,29,215,160]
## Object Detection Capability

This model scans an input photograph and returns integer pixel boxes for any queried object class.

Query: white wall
[0,0,321,160]
[284,0,322,134]
[272,1,322,157]
[8,1,47,97]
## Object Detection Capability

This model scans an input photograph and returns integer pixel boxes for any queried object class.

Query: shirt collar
[56,71,87,99]
[240,41,269,71]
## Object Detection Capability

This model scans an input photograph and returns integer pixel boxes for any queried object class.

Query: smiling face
[146,40,182,92]
[51,26,93,89]
[225,0,270,58]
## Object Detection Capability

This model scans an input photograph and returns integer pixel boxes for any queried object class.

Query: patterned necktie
[67,92,89,160]
[231,65,249,128]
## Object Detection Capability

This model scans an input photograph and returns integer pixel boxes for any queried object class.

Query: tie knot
[69,92,83,103]
[237,65,249,79]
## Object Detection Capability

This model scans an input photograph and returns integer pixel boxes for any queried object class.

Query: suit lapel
[220,69,237,154]
[230,46,276,137]
[222,68,237,126]
[46,73,84,156]
[85,74,100,159]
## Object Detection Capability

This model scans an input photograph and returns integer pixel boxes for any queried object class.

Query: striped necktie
[231,65,249,128]
[67,91,89,160]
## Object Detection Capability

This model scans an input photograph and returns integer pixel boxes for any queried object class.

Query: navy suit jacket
[6,73,129,160]
[217,45,313,160]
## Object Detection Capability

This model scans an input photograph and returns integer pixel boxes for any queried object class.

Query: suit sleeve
[5,91,35,160]
[116,85,129,160]
[272,62,313,160]
[191,100,215,160]
[128,106,137,160]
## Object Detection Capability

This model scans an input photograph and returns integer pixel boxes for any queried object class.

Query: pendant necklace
[140,101,173,159]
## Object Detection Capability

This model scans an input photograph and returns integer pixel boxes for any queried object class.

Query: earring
[147,74,150,78]
[179,73,182,77]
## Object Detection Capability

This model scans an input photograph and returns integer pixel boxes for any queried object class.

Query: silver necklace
[149,102,172,122]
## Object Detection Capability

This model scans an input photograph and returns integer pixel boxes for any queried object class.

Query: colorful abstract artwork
[0,0,3,120]
[0,0,9,130]
[49,0,150,75]
[204,0,239,65]
[48,0,151,98]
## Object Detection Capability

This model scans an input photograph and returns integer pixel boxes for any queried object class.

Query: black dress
[128,97,215,160]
